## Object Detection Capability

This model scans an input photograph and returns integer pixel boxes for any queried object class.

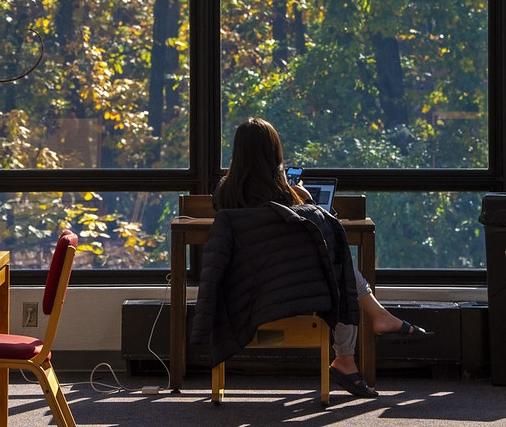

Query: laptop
[302,178,337,212]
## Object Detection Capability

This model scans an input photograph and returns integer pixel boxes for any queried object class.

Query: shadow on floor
[8,374,506,426]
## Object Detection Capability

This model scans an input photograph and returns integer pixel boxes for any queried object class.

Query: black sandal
[329,366,379,398]
[379,320,434,341]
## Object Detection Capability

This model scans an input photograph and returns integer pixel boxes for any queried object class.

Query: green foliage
[221,0,487,267]
[0,0,189,268]
[0,0,488,268]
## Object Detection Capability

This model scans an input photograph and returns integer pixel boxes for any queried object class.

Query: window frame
[2,0,504,286]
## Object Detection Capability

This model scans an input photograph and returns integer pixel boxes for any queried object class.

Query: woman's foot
[330,357,379,398]
[372,309,413,335]
[331,355,359,375]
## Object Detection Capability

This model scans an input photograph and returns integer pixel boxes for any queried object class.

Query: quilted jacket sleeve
[190,211,234,344]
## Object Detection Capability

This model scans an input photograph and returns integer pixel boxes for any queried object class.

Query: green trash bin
[479,193,506,385]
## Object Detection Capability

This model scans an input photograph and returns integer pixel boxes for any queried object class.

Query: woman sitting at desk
[209,117,430,398]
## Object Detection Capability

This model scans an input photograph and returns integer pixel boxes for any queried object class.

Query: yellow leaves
[476,1,487,11]
[59,220,71,230]
[438,47,450,57]
[369,121,381,132]
[398,34,416,41]
[414,118,437,141]
[82,26,91,44]
[167,38,189,52]
[429,90,448,105]
[114,221,141,239]
[80,88,91,101]
[77,242,104,255]
[104,111,122,122]
[114,221,147,251]
[78,213,99,225]
[357,0,371,13]
[421,104,431,114]
[113,63,124,74]
[83,192,93,201]
[34,17,51,34]
[126,236,138,248]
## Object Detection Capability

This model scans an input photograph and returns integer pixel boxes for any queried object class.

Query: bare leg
[358,292,413,335]
[354,268,414,335]
[331,355,359,375]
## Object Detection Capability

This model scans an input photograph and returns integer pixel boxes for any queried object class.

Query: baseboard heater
[121,299,489,376]
[378,301,489,377]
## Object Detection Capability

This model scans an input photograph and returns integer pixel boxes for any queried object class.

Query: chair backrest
[35,230,78,363]
[43,230,78,315]
[179,194,366,219]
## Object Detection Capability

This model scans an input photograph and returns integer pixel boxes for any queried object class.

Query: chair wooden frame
[0,245,77,427]
[212,315,330,405]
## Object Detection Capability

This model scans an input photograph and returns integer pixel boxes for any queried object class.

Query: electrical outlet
[22,302,38,327]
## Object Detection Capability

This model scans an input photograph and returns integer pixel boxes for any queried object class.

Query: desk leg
[170,232,187,392]
[359,231,376,387]
[0,265,10,425]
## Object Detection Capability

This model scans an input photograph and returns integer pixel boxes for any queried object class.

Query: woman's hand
[291,181,313,202]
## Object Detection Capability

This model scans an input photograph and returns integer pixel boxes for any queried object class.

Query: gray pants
[332,267,372,357]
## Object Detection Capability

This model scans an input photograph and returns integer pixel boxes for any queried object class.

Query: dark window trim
[10,268,486,287]
[213,170,501,192]
[0,170,199,192]
[376,269,486,287]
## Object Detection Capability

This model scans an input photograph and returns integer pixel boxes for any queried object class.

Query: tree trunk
[371,34,408,129]
[272,0,288,67]
[55,0,85,118]
[293,4,306,55]
[2,6,29,111]
[164,0,180,122]
[148,0,169,137]
[55,0,76,47]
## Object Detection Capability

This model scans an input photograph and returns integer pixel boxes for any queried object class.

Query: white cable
[19,241,174,394]
[146,278,171,391]
[88,362,140,393]
[19,369,38,384]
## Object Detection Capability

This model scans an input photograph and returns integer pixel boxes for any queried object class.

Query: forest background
[0,0,488,269]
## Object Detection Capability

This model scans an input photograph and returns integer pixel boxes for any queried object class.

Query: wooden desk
[169,219,376,391]
[0,251,10,421]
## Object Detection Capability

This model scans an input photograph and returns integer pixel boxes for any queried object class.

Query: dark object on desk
[479,193,506,385]
[301,178,337,212]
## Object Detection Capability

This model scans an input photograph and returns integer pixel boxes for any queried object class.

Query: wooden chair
[0,230,78,427]
[180,194,374,405]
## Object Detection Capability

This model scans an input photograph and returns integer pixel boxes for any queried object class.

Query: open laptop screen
[302,178,337,212]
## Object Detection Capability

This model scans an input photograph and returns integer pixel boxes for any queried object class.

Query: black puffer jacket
[190,202,359,366]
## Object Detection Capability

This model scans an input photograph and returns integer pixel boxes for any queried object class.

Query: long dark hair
[216,117,304,209]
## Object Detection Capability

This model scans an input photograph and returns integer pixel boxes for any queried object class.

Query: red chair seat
[0,334,50,360]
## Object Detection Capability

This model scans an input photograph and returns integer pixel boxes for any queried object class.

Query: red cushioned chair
[0,230,78,427]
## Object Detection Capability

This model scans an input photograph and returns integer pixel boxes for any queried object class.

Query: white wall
[9,285,486,351]
[10,286,198,351]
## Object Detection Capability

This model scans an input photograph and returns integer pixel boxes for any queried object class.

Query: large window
[0,192,180,269]
[366,192,485,268]
[0,1,504,283]
[221,1,488,169]
[1,0,189,169]
[219,0,495,274]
